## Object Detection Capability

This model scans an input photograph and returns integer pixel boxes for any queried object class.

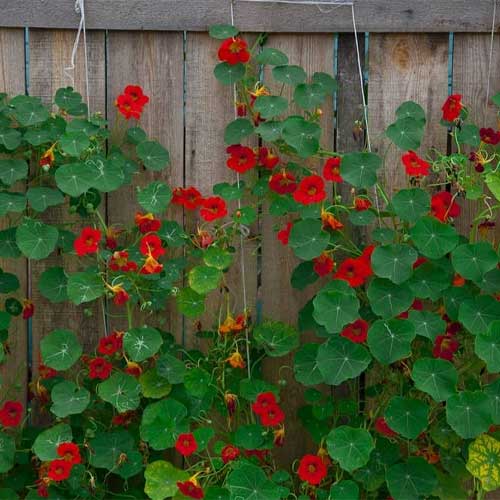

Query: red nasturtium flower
[88,357,113,380]
[274,426,285,447]
[124,85,149,108]
[297,454,328,486]
[221,444,240,463]
[313,253,334,277]
[105,226,122,250]
[139,234,165,259]
[452,273,466,287]
[47,459,72,482]
[110,284,129,306]
[219,314,246,335]
[74,227,102,256]
[402,151,431,177]
[125,361,142,377]
[22,299,35,319]
[175,433,198,457]
[97,331,123,356]
[135,212,161,233]
[226,145,257,173]
[39,144,55,170]
[112,411,135,427]
[172,186,203,210]
[0,400,23,427]
[252,392,277,415]
[39,364,58,379]
[200,196,227,222]
[109,251,138,272]
[293,175,326,205]
[277,222,293,246]
[176,477,204,499]
[269,171,297,194]
[218,37,250,65]
[259,403,285,427]
[430,191,461,222]
[322,157,342,182]
[224,393,238,417]
[57,443,81,464]
[258,147,280,169]
[140,254,163,275]
[375,417,398,438]
[321,210,344,231]
[334,257,372,287]
[115,85,149,120]
[413,256,427,269]
[227,351,246,369]
[354,197,372,211]
[341,319,369,343]
[480,127,500,145]
[433,334,460,361]
[441,94,463,122]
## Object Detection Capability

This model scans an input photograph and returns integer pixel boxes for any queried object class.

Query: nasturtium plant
[1,27,500,500]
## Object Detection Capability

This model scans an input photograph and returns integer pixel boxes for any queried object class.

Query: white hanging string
[230,0,251,380]
[64,0,91,117]
[486,0,498,110]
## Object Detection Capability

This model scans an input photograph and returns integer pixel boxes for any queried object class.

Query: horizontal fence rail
[0,0,499,32]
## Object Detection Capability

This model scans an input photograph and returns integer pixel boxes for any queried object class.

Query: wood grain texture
[453,33,500,241]
[260,33,335,465]
[1,0,500,32]
[368,34,449,197]
[28,29,106,376]
[106,31,184,338]
[184,33,258,348]
[0,28,28,405]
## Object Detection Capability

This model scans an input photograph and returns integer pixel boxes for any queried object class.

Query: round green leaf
[0,191,26,215]
[291,261,318,290]
[33,423,73,461]
[188,265,222,295]
[55,162,95,196]
[40,329,82,371]
[66,271,104,305]
[317,336,371,386]
[214,62,245,85]
[224,118,254,145]
[126,126,147,144]
[0,271,19,293]
[386,457,437,500]
[177,287,205,318]
[349,209,376,226]
[0,432,15,473]
[396,101,426,122]
[411,357,457,402]
[227,462,281,500]
[371,244,417,284]
[254,320,299,357]
[329,480,359,500]
[203,247,233,270]
[408,310,446,341]
[86,156,125,193]
[476,267,500,293]
[50,380,90,417]
[341,152,382,188]
[312,72,338,95]
[444,285,474,320]
[55,87,85,114]
[139,368,172,399]
[385,396,429,438]
[475,320,500,372]
[11,96,49,126]
[136,140,170,171]
[446,391,491,439]
[0,159,28,186]
[312,280,360,333]
[123,327,163,362]
[98,372,141,412]
[294,83,326,110]
[457,123,480,147]
[88,430,135,470]
[326,426,374,472]
[367,278,414,318]
[367,319,416,365]
[156,353,186,384]
[26,187,64,212]
[458,295,500,335]
[208,24,239,39]
[408,261,450,299]
[184,367,211,398]
[144,460,189,500]
[466,434,500,493]
[137,181,172,214]
[256,120,283,141]
[386,117,424,150]
[281,116,321,158]
[410,216,459,259]
[391,188,430,223]
[293,343,325,386]
[253,95,288,119]
[59,131,90,156]
[272,64,307,85]
[256,47,288,65]
[0,128,21,150]
[0,227,20,257]
[289,219,329,260]
[140,399,188,450]
[452,242,498,282]
[38,267,68,303]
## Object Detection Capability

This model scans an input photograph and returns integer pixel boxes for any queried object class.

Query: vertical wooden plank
[453,33,500,240]
[184,32,258,347]
[260,34,335,465]
[368,34,449,197]
[29,30,106,376]
[0,28,28,405]
[106,31,184,338]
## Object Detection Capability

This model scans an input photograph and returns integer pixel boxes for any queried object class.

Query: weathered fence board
[28,29,106,380]
[453,33,500,241]
[0,28,28,406]
[1,0,499,33]
[106,31,185,338]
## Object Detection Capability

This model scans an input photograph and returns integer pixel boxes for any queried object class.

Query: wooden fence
[1,0,500,463]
